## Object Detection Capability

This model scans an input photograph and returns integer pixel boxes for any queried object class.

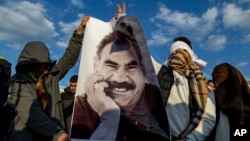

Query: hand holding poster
[71,16,170,141]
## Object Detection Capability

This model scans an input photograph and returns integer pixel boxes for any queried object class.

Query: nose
[117,65,126,75]
[114,66,128,81]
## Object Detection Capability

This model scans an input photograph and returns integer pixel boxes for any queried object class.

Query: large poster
[70,16,169,141]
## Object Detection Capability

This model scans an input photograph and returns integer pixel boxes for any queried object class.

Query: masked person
[0,56,12,139]
[7,16,90,141]
[7,3,127,141]
[212,63,250,141]
[155,36,216,141]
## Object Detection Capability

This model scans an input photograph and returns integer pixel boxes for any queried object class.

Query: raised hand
[76,16,91,35]
[115,2,126,20]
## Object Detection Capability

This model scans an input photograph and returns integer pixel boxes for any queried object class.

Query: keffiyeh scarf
[168,48,208,138]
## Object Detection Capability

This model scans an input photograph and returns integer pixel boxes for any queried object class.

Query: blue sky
[1,0,250,87]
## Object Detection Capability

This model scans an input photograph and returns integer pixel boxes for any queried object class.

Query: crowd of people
[1,2,250,141]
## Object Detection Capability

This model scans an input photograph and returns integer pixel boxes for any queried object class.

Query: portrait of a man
[70,16,170,141]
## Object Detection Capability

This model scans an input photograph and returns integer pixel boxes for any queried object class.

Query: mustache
[107,81,135,90]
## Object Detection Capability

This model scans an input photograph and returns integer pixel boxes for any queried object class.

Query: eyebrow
[104,60,118,66]
[104,60,138,67]
[127,60,138,66]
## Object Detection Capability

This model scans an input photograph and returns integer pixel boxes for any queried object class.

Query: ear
[94,57,100,72]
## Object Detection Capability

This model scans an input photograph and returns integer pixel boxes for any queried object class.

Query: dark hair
[70,75,78,83]
[173,36,192,49]
[207,79,213,83]
[96,30,145,74]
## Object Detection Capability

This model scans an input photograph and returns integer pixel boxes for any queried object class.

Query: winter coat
[0,58,12,107]
[61,87,75,134]
[0,57,12,136]
[8,31,83,141]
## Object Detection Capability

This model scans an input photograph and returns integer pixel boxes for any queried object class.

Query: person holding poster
[7,15,90,141]
[71,16,170,141]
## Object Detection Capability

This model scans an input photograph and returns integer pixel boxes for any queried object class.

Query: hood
[0,57,11,69]
[16,41,56,71]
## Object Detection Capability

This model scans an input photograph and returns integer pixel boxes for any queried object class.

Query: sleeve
[186,88,216,140]
[54,31,83,80]
[13,82,65,138]
[90,110,120,140]
[110,12,126,29]
[151,56,162,75]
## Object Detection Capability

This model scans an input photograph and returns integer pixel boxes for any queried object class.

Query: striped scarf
[168,48,208,138]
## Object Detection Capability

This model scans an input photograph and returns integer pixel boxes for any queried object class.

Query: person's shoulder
[61,92,67,98]
[75,93,87,102]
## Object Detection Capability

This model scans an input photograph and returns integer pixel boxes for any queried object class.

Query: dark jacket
[0,58,12,136]
[61,87,75,134]
[0,58,12,107]
[71,83,170,141]
[212,63,250,140]
[8,31,83,141]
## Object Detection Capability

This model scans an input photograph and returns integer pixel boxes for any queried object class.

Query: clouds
[148,30,170,46]
[201,35,227,51]
[222,3,250,29]
[56,14,85,48]
[0,0,87,49]
[71,0,85,8]
[0,1,56,44]
[148,2,250,52]
[237,61,248,67]
[149,3,218,47]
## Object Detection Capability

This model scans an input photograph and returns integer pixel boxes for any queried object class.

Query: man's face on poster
[94,41,145,110]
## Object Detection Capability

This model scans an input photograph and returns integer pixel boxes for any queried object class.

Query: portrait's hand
[76,16,90,35]
[84,73,120,116]
[115,2,126,20]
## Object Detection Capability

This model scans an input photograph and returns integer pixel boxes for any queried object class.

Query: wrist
[76,25,85,35]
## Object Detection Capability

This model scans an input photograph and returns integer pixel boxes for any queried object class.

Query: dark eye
[105,63,118,70]
[127,65,138,71]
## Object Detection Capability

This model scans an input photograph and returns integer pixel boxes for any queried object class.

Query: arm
[186,88,216,140]
[151,55,162,74]
[84,73,120,140]
[13,82,65,139]
[90,109,120,140]
[110,2,126,28]
[55,16,90,80]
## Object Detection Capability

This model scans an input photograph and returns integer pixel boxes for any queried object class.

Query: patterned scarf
[168,48,208,138]
[27,65,49,111]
